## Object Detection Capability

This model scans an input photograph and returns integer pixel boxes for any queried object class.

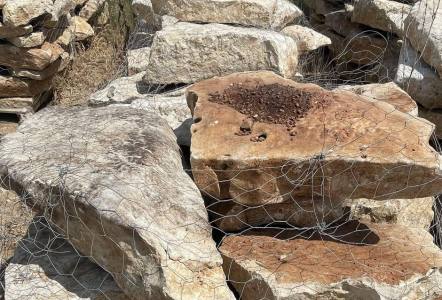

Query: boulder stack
[0,0,98,115]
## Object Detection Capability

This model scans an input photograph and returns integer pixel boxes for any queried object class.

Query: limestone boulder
[127,47,151,76]
[11,56,69,81]
[0,42,64,71]
[220,222,442,299]
[89,73,192,146]
[7,32,46,48]
[5,218,128,300]
[144,22,298,84]
[395,40,442,109]
[188,71,442,208]
[405,0,442,77]
[335,82,418,116]
[2,0,75,27]
[0,90,52,114]
[150,0,303,30]
[352,0,410,37]
[345,197,434,230]
[79,0,106,20]
[72,16,94,41]
[0,105,233,300]
[0,75,52,97]
[281,25,331,53]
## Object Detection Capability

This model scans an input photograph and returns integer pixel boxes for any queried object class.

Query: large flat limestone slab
[144,22,298,84]
[220,222,442,299]
[187,71,442,206]
[0,106,234,300]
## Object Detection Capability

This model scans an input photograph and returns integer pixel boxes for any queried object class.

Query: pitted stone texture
[5,218,128,300]
[144,22,298,84]
[150,0,303,30]
[0,106,234,300]
[188,71,442,208]
[220,222,442,299]
[405,0,442,77]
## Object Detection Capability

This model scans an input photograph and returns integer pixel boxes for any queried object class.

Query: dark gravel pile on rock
[208,83,332,131]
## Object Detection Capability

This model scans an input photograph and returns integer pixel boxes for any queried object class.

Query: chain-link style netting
[1,0,442,299]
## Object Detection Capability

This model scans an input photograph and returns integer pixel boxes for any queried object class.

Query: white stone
[127,47,151,76]
[144,22,298,84]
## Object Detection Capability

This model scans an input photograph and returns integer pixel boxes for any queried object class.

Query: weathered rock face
[395,40,442,109]
[79,0,105,20]
[419,109,442,140]
[281,25,331,54]
[0,22,33,39]
[88,73,192,146]
[405,0,442,77]
[2,0,75,27]
[71,16,94,41]
[144,22,298,84]
[5,218,128,300]
[352,0,410,37]
[0,75,52,97]
[0,42,64,71]
[220,222,442,299]
[345,197,434,230]
[335,82,418,116]
[0,106,234,300]
[127,47,151,75]
[188,71,442,209]
[7,32,46,48]
[150,0,303,30]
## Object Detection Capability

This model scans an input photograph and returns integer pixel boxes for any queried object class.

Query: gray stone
[151,0,303,30]
[404,0,442,77]
[127,47,151,75]
[395,40,442,109]
[5,218,128,300]
[0,105,234,300]
[144,22,298,84]
[281,25,331,53]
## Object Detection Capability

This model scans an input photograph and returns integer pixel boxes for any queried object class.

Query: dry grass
[52,26,127,107]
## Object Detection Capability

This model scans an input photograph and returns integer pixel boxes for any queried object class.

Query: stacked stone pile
[0,0,98,115]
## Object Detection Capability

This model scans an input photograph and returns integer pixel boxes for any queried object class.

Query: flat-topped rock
[335,82,418,116]
[281,25,331,53]
[5,218,128,300]
[0,42,64,71]
[0,92,51,114]
[144,22,298,84]
[0,22,33,39]
[352,0,410,37]
[220,222,442,299]
[0,106,234,300]
[187,71,442,207]
[151,0,303,30]
[405,0,442,77]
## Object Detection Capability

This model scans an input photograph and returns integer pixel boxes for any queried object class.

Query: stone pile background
[0,0,442,300]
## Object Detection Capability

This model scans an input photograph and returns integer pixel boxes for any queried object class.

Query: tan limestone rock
[0,75,52,97]
[281,25,331,54]
[187,71,442,207]
[220,222,442,299]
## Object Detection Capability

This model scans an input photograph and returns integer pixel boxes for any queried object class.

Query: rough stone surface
[220,222,442,299]
[5,218,128,300]
[0,42,64,71]
[0,75,52,97]
[395,40,442,109]
[79,0,106,20]
[405,0,442,77]
[7,32,46,48]
[2,0,75,27]
[281,25,331,53]
[150,0,303,30]
[352,0,410,37]
[127,47,151,76]
[188,71,442,207]
[345,197,434,229]
[11,57,67,81]
[144,22,298,84]
[0,105,233,300]
[72,16,94,41]
[89,73,192,146]
[335,82,418,116]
